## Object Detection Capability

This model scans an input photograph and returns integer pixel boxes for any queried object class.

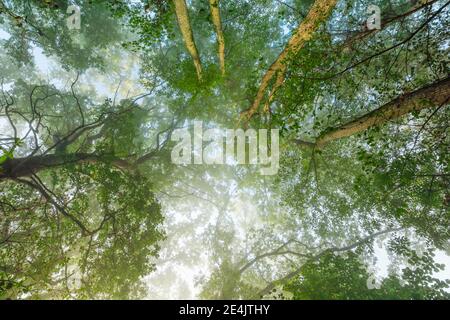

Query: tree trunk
[0,153,129,179]
[173,0,203,81]
[209,0,225,75]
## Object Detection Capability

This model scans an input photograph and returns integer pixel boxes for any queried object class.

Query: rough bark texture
[209,0,225,75]
[307,76,450,148]
[241,0,338,121]
[173,0,203,81]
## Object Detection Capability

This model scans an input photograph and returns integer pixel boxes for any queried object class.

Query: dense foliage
[0,0,448,299]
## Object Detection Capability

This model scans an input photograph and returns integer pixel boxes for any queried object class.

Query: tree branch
[209,0,225,75]
[240,0,338,123]
[256,227,403,298]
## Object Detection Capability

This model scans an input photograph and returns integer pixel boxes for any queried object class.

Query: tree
[1,0,449,300]
[283,248,450,300]
[0,79,170,298]
[173,0,203,81]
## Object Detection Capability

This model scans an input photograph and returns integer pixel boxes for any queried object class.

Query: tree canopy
[0,0,449,299]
